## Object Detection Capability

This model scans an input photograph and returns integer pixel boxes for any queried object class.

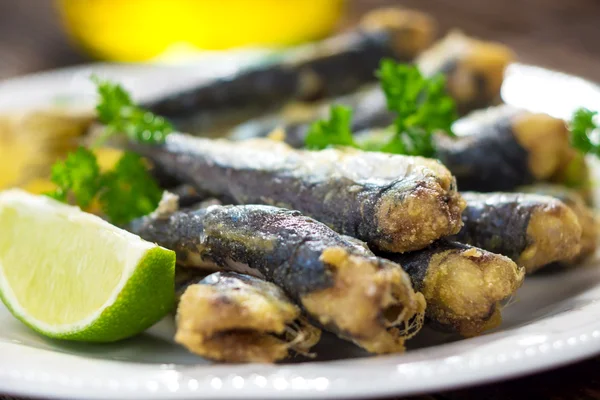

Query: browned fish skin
[436,105,572,192]
[452,192,582,273]
[140,8,435,133]
[130,135,464,253]
[129,204,426,354]
[176,271,320,363]
[380,240,524,336]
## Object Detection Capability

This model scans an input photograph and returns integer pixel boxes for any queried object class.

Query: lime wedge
[0,189,176,342]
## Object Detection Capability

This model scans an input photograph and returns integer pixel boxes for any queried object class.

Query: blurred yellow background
[57,0,347,62]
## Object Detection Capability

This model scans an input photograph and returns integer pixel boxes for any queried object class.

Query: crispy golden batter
[377,181,466,252]
[560,196,599,263]
[518,184,599,265]
[176,273,320,363]
[519,201,582,273]
[417,31,515,113]
[420,246,523,336]
[130,203,427,354]
[302,247,426,354]
[512,113,570,181]
[455,192,582,273]
[385,241,524,336]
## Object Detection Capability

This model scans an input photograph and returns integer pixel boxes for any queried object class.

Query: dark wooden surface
[1,0,600,399]
[350,0,600,82]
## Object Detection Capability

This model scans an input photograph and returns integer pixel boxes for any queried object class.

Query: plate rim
[3,310,600,400]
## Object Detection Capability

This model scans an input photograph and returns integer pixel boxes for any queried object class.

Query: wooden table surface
[1,0,600,399]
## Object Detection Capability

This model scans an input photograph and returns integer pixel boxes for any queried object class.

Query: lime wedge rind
[0,189,176,342]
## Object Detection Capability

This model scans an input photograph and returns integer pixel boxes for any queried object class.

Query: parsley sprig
[93,76,173,145]
[377,60,457,156]
[305,59,458,157]
[569,108,600,157]
[48,148,162,225]
[305,105,357,150]
[47,147,100,208]
[46,77,169,225]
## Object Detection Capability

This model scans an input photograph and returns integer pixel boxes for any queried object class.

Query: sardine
[129,203,426,354]
[517,184,598,265]
[227,85,388,147]
[176,271,321,363]
[380,240,524,337]
[228,31,515,146]
[141,8,435,134]
[166,184,215,208]
[436,105,577,192]
[130,135,465,253]
[417,30,515,115]
[451,192,582,273]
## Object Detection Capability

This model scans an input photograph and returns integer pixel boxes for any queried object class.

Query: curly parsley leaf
[570,107,600,157]
[99,153,163,225]
[305,105,357,150]
[46,78,169,225]
[376,59,457,157]
[92,76,173,145]
[377,60,423,128]
[304,61,458,157]
[47,147,101,208]
[46,150,161,225]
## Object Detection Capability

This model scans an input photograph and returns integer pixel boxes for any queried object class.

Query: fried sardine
[176,271,321,363]
[130,135,465,253]
[452,192,582,273]
[130,203,426,354]
[380,240,524,336]
[141,8,435,133]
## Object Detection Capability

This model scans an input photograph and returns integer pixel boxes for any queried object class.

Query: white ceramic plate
[1,62,600,400]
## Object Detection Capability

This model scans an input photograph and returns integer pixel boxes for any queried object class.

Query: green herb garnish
[570,108,600,157]
[98,152,163,225]
[47,147,101,207]
[47,77,168,224]
[376,59,457,156]
[47,147,162,225]
[93,76,173,145]
[304,60,458,157]
[305,105,357,150]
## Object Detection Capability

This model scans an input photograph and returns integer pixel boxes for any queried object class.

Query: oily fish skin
[436,106,571,192]
[454,192,582,273]
[140,7,434,133]
[226,31,516,147]
[130,135,466,253]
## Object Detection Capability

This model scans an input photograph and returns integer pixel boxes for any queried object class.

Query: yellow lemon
[57,0,346,62]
